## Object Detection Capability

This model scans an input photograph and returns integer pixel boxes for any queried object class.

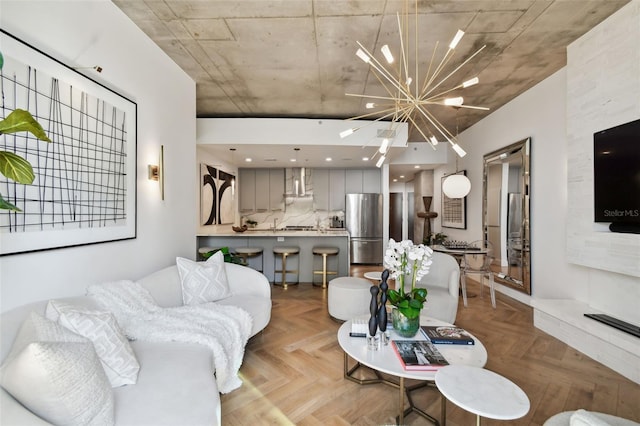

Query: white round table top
[363,271,383,281]
[435,365,530,420]
[337,317,488,381]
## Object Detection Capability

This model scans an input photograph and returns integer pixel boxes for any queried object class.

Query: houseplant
[0,52,51,211]
[384,239,433,337]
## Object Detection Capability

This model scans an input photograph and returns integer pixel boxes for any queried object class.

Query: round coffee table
[337,316,487,425]
[435,365,530,425]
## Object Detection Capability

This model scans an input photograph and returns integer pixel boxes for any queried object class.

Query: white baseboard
[533,299,640,385]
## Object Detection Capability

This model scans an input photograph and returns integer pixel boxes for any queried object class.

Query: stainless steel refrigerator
[345,193,383,264]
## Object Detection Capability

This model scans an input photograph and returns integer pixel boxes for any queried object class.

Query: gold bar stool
[273,246,300,289]
[234,247,264,272]
[312,246,339,288]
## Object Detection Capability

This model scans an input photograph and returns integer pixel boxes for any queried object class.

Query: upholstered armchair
[413,251,461,324]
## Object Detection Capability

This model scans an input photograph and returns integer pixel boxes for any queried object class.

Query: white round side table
[435,365,529,425]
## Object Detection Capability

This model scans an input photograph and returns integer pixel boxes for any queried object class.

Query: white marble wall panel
[565,1,640,301]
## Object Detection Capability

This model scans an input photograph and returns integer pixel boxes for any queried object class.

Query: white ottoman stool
[328,277,373,321]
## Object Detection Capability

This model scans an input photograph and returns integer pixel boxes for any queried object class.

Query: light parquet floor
[222,268,640,425]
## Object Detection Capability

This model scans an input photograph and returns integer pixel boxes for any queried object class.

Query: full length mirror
[483,138,531,294]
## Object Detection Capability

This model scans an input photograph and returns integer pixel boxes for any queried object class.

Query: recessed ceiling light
[245,158,252,162]
[290,158,297,162]
[362,157,369,161]
[393,178,398,182]
[326,157,332,162]
[414,165,420,169]
[400,175,405,179]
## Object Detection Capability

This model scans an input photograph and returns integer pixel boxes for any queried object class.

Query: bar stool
[273,246,300,289]
[312,246,339,288]
[234,247,264,272]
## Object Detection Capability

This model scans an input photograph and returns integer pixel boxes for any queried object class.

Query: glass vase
[391,307,420,338]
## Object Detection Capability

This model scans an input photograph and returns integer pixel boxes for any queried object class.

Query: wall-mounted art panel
[0,30,137,255]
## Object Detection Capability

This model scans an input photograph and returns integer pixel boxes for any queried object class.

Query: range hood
[285,167,313,198]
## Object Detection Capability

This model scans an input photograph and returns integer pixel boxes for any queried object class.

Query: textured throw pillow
[0,312,114,426]
[46,300,140,387]
[176,251,232,305]
[570,410,614,426]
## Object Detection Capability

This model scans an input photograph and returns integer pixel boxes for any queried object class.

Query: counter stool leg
[282,253,288,290]
[322,253,328,288]
[441,394,447,426]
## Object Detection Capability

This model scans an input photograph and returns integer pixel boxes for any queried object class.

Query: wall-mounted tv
[593,118,640,233]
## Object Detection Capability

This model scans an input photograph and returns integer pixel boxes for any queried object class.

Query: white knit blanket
[87,280,252,393]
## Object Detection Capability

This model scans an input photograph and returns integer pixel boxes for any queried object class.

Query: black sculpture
[377,270,390,333]
[368,286,379,337]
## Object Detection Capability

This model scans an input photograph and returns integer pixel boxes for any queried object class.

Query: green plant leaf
[0,151,35,184]
[0,52,4,70]
[0,192,21,211]
[0,109,51,142]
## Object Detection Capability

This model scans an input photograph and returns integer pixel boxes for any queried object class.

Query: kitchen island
[197,229,350,283]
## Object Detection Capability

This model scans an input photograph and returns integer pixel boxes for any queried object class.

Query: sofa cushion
[114,341,220,426]
[0,312,114,426]
[176,252,231,305]
[216,294,272,337]
[46,300,140,387]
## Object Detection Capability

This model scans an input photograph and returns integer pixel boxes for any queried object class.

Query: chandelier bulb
[451,143,467,158]
[356,48,371,64]
[376,155,386,168]
[340,128,355,138]
[365,102,376,109]
[449,30,465,49]
[444,97,464,106]
[381,45,394,64]
[379,138,389,154]
[429,136,439,146]
[462,77,479,88]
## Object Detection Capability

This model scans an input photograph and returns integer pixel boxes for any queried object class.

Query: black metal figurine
[368,285,379,337]
[377,269,390,333]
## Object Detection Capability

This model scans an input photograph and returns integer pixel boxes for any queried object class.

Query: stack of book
[391,326,475,371]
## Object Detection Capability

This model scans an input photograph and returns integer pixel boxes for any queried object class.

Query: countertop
[197,228,350,237]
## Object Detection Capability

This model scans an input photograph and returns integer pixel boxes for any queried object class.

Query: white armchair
[413,251,460,324]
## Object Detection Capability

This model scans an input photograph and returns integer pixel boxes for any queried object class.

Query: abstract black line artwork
[0,31,137,255]
[201,164,234,226]
[201,164,217,225]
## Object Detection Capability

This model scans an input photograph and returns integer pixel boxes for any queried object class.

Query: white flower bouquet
[384,239,433,319]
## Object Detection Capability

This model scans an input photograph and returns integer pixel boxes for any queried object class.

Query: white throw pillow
[0,313,114,426]
[176,251,232,305]
[46,300,140,387]
[570,410,614,426]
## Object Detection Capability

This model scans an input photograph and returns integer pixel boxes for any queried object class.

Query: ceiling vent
[377,129,396,139]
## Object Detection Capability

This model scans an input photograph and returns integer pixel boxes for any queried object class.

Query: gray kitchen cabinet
[362,169,381,193]
[269,168,285,210]
[239,168,256,212]
[345,169,363,193]
[313,169,330,210]
[255,169,270,211]
[329,169,346,210]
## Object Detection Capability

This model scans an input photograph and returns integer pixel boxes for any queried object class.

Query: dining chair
[461,240,496,308]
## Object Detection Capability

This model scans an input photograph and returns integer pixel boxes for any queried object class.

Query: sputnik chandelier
[340,0,488,165]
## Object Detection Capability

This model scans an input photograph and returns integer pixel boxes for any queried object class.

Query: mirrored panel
[483,138,531,294]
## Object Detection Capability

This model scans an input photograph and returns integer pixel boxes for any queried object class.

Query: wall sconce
[148,145,164,200]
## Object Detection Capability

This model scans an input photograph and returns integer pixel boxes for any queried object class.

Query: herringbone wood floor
[222,269,640,425]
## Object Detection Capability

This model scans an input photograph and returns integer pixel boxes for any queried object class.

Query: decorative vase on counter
[391,306,421,338]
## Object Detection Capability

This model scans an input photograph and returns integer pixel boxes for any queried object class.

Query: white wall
[442,0,640,321]
[565,0,640,324]
[0,1,197,312]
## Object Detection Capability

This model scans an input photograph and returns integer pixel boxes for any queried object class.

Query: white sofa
[413,251,461,324]
[0,262,271,426]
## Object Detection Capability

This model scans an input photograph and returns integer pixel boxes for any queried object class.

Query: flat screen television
[593,118,640,233]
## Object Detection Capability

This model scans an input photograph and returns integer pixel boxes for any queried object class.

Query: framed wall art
[441,171,467,229]
[0,30,137,256]
[201,164,235,225]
